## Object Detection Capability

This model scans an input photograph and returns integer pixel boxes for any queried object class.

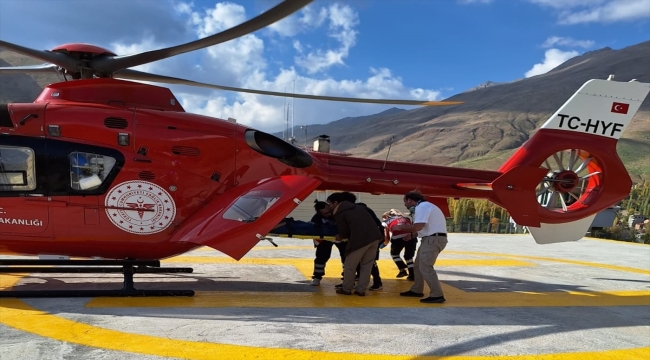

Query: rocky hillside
[0,49,61,103]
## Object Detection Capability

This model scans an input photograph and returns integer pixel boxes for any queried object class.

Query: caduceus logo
[126,197,156,219]
[105,181,176,235]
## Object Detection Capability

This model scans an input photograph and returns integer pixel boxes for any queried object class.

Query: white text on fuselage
[556,114,624,137]
[0,218,44,226]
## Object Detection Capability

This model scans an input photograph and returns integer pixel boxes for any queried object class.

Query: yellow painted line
[193,246,317,252]
[0,274,25,290]
[86,288,650,308]
[85,255,650,309]
[1,299,649,360]
[156,256,533,289]
[582,236,650,247]
[444,251,650,275]
[163,256,534,267]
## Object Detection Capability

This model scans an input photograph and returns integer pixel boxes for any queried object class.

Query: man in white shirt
[392,191,448,304]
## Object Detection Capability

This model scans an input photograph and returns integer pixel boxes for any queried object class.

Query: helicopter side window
[222,191,282,222]
[0,146,36,191]
[69,152,116,191]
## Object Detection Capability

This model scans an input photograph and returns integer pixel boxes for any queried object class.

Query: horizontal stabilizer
[528,214,596,244]
[491,165,548,227]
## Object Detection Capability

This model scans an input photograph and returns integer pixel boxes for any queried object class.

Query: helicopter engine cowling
[244,129,313,169]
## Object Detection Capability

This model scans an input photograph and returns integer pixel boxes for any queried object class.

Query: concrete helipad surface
[1,234,649,360]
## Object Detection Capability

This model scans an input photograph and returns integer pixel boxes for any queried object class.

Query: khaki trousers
[410,235,447,297]
[342,240,379,293]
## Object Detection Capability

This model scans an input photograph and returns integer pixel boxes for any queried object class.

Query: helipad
[1,234,649,359]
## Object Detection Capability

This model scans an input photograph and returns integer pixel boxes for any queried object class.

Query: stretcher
[267,233,338,241]
[266,219,339,242]
[259,233,339,248]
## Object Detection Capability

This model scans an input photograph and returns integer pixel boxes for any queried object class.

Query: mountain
[466,81,505,92]
[2,42,649,182]
[279,41,650,182]
[0,49,61,103]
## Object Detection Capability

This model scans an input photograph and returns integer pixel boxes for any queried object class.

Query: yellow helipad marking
[1,299,648,360]
[82,254,650,308]
[86,289,650,308]
[194,245,316,252]
[583,236,650,246]
[444,251,650,275]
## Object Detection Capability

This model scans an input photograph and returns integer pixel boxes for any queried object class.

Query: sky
[0,0,649,133]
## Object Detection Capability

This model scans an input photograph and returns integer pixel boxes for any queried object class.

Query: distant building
[634,219,648,232]
[629,214,645,228]
[504,207,618,236]
[590,207,618,230]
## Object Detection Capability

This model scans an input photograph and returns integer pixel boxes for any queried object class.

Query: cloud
[294,3,359,74]
[143,2,442,132]
[541,36,594,48]
[178,67,443,132]
[527,0,650,24]
[525,48,579,77]
[268,5,328,37]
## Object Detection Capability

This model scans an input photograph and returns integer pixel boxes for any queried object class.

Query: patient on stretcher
[270,217,338,238]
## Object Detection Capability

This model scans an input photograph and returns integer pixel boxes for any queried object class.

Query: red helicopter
[1,0,648,296]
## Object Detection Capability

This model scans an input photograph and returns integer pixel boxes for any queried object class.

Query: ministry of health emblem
[105,180,176,235]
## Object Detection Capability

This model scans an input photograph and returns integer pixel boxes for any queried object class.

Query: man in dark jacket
[327,192,383,296]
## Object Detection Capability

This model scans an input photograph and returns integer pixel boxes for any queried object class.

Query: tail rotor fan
[536,149,603,213]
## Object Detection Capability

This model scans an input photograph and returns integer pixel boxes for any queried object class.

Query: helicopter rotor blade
[91,0,312,76]
[0,40,79,70]
[0,63,59,74]
[114,69,464,106]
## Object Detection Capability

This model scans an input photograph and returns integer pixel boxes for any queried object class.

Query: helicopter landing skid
[0,259,195,297]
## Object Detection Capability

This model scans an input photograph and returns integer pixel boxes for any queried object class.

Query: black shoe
[396,269,408,278]
[369,284,383,291]
[355,291,366,296]
[400,290,424,297]
[420,296,446,303]
[334,283,343,288]
[406,275,414,281]
[336,288,352,295]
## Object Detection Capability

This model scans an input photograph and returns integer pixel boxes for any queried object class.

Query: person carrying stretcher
[309,200,345,286]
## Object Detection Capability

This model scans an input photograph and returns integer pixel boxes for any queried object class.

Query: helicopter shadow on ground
[3,272,319,293]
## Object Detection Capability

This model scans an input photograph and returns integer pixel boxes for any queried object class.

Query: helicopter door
[170,175,321,260]
[0,143,51,236]
[6,103,46,136]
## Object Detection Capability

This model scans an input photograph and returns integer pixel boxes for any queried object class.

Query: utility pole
[300,125,308,147]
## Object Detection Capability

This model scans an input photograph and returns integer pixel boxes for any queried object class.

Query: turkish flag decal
[611,102,629,114]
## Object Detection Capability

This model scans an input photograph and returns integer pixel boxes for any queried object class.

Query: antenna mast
[291,80,295,139]
[284,87,289,141]
[382,136,395,171]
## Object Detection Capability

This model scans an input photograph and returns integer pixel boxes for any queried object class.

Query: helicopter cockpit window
[0,146,36,191]
[222,191,282,222]
[69,152,116,191]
